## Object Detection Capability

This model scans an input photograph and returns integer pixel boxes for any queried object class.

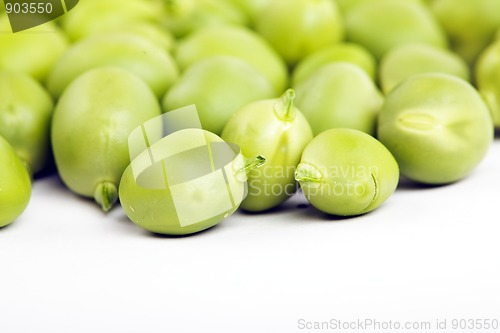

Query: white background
[1,139,499,333]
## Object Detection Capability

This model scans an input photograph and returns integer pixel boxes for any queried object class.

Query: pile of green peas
[0,0,498,235]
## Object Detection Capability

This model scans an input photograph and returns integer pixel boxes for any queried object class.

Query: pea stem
[274,89,296,122]
[94,181,118,213]
[234,155,266,180]
[295,163,322,183]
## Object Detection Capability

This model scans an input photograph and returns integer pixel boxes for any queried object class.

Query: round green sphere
[296,128,399,216]
[378,73,493,184]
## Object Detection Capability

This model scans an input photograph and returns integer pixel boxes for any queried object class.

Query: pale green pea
[221,89,313,212]
[379,43,470,94]
[0,135,31,227]
[0,71,53,175]
[163,56,275,135]
[0,14,69,82]
[51,67,162,212]
[60,0,165,41]
[47,33,179,99]
[163,0,248,38]
[345,0,447,60]
[119,128,257,235]
[292,43,377,86]
[254,0,344,66]
[295,128,399,217]
[377,73,493,184]
[430,0,500,64]
[294,63,384,136]
[475,39,500,128]
[175,25,288,95]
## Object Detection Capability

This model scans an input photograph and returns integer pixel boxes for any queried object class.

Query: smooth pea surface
[120,129,246,235]
[379,43,470,94]
[163,56,275,135]
[0,71,54,175]
[475,39,500,128]
[430,0,500,64]
[292,43,377,86]
[0,135,31,227]
[47,33,179,98]
[294,63,383,136]
[254,0,344,65]
[345,0,447,59]
[60,0,165,41]
[175,25,288,94]
[378,73,493,184]
[0,14,68,81]
[164,0,248,37]
[221,90,313,212]
[51,67,162,211]
[295,128,399,216]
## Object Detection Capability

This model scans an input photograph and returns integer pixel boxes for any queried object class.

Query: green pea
[60,0,165,41]
[101,23,176,53]
[163,0,248,38]
[430,0,500,64]
[175,25,288,95]
[291,43,377,86]
[379,43,470,94]
[0,135,31,227]
[0,71,53,175]
[47,33,179,99]
[163,56,275,135]
[254,0,344,65]
[293,63,384,136]
[119,128,257,235]
[227,0,271,24]
[51,67,162,212]
[475,39,500,128]
[0,14,69,82]
[345,0,447,60]
[221,89,313,212]
[377,73,493,184]
[295,128,399,217]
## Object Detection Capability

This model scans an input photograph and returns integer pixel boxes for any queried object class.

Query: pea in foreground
[119,127,265,235]
[295,128,400,217]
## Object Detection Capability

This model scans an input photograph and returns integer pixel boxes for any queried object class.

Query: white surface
[1,140,499,333]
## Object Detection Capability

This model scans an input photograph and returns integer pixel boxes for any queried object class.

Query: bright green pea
[292,43,377,86]
[119,128,252,235]
[377,73,493,184]
[227,0,271,24]
[175,25,288,95]
[47,33,179,99]
[379,43,470,94]
[163,56,275,135]
[0,14,69,82]
[254,0,344,66]
[294,63,384,136]
[0,135,31,227]
[163,0,248,38]
[106,23,176,53]
[295,128,399,217]
[51,67,162,211]
[60,0,165,41]
[221,89,313,212]
[0,71,53,175]
[345,0,447,60]
[475,39,500,128]
[430,0,500,64]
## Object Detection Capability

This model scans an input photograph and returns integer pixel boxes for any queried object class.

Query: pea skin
[295,128,399,216]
